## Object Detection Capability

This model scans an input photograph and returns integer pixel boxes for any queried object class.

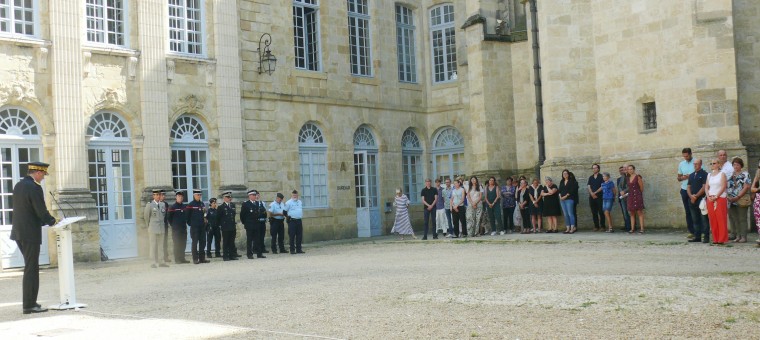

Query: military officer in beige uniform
[144,189,169,268]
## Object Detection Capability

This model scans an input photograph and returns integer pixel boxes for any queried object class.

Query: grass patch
[471,332,479,337]
[720,271,759,277]
[580,301,597,308]
[725,317,736,324]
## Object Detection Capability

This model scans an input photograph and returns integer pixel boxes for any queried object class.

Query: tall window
[432,127,464,181]
[430,4,457,83]
[347,0,371,76]
[168,0,203,55]
[85,0,127,46]
[0,0,36,36]
[401,129,422,203]
[643,102,657,130]
[293,0,320,71]
[395,4,416,83]
[298,123,328,208]
[170,116,210,200]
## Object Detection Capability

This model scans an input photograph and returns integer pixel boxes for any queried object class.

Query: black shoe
[23,306,48,314]
[230,256,239,260]
[702,238,710,244]
[206,253,213,258]
[247,255,254,259]
[257,254,266,258]
[279,249,287,253]
[296,250,305,254]
[688,239,702,243]
[290,250,296,254]
[422,237,428,240]
[272,250,278,254]
[159,263,169,267]
[223,258,230,261]
[263,249,269,253]
[215,253,222,258]
[433,236,438,239]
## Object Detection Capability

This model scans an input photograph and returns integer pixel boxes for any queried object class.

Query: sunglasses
[711,162,717,165]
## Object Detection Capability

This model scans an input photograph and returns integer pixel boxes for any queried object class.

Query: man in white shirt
[283,190,305,254]
[718,150,734,178]
[677,148,695,238]
[268,193,287,254]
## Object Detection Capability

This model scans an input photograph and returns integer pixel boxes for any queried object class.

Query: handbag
[698,198,707,216]
[513,206,522,226]
[737,193,751,208]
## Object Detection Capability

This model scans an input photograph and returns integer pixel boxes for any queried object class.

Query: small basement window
[643,102,657,130]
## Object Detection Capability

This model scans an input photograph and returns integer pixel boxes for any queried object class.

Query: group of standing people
[143,189,306,268]
[391,162,650,238]
[679,148,760,246]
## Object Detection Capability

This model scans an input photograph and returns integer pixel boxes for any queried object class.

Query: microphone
[49,191,80,219]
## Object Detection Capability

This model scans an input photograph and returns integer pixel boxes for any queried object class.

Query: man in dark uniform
[241,189,267,259]
[11,162,56,314]
[218,191,238,261]
[167,190,189,264]
[205,197,221,258]
[186,189,209,264]
[160,190,171,263]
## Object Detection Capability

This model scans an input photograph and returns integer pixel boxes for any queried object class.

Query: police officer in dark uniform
[11,162,56,314]
[186,189,209,264]
[160,190,171,263]
[241,189,267,259]
[205,197,221,258]
[167,190,189,264]
[218,191,238,261]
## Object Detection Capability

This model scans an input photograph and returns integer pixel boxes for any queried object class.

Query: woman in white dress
[391,188,416,240]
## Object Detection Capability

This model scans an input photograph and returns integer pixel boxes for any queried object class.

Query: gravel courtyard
[0,231,758,339]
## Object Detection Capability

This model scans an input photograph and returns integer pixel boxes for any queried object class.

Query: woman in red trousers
[705,158,729,245]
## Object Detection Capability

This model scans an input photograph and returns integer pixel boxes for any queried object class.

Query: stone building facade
[0,0,757,267]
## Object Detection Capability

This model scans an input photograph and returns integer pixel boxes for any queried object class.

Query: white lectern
[49,216,87,310]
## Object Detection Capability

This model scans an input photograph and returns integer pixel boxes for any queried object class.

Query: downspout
[529,0,545,179]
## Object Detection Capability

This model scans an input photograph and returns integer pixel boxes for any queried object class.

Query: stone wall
[734,0,760,168]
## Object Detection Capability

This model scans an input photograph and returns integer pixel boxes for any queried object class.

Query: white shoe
[490,231,497,236]
[499,231,505,235]
[446,234,453,238]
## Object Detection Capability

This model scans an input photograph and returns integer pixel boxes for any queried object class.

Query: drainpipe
[529,0,545,179]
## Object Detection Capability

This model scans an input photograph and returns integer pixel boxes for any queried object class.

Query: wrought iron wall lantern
[257,33,277,75]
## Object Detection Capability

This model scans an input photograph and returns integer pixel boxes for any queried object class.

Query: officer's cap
[247,189,258,196]
[175,190,186,196]
[276,192,284,199]
[222,191,232,197]
[28,161,50,174]
[151,189,161,194]
[209,198,217,204]
[193,189,202,195]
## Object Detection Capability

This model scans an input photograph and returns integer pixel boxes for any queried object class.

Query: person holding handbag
[705,158,729,245]
[727,157,751,243]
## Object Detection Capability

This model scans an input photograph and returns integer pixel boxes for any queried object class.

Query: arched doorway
[87,111,136,259]
[353,125,380,237]
[431,127,465,181]
[0,107,50,268]
[170,115,210,252]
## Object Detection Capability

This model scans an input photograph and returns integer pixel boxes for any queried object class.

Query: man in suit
[241,189,266,259]
[11,162,57,314]
[167,190,189,264]
[143,189,169,268]
[186,189,209,264]
[218,192,238,261]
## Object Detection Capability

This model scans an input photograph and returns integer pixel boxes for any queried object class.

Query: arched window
[86,111,136,259]
[430,3,457,83]
[298,123,328,208]
[353,125,376,149]
[431,126,464,181]
[401,128,423,202]
[0,107,47,268]
[170,115,210,200]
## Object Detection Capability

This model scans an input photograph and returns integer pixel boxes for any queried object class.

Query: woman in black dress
[527,178,544,233]
[540,177,562,233]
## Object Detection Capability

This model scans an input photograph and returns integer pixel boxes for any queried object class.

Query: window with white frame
[168,0,203,55]
[401,129,422,203]
[395,4,416,83]
[347,0,371,76]
[430,4,457,83]
[170,116,210,200]
[298,123,328,208]
[432,127,465,182]
[293,0,320,71]
[85,0,127,46]
[0,0,36,36]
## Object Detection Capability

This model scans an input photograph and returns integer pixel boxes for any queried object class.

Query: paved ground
[0,230,758,339]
